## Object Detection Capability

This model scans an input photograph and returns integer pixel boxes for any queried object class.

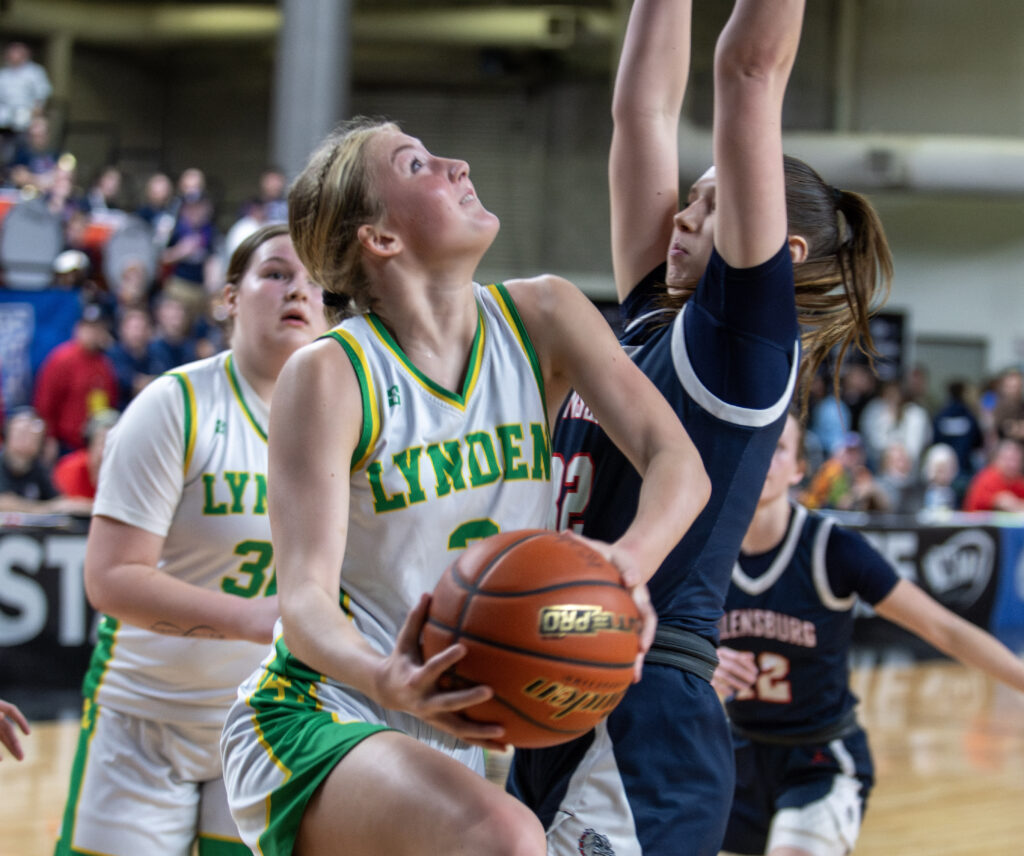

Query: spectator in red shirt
[962,439,1024,512]
[52,408,119,500]
[32,302,118,457]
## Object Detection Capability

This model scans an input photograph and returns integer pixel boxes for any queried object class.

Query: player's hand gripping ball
[420,529,641,748]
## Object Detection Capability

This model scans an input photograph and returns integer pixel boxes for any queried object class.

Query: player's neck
[741,494,791,555]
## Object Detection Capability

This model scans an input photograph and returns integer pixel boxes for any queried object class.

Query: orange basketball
[421,529,641,748]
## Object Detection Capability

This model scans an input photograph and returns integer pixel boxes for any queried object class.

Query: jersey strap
[323,328,380,470]
[644,625,719,682]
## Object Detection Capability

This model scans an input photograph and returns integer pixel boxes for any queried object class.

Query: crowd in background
[0,41,290,515]
[1,39,1024,522]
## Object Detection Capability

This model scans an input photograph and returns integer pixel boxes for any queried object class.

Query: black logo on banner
[921,529,995,610]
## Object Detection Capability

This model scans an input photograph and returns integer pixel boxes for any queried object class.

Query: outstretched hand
[0,699,30,762]
[711,646,758,701]
[376,594,508,750]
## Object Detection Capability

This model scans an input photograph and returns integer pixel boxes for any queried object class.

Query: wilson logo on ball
[538,605,640,637]
[521,678,629,720]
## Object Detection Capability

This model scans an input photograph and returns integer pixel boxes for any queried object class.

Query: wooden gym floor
[4,654,1024,856]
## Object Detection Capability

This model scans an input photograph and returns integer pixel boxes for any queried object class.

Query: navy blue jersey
[552,246,799,642]
[721,503,899,736]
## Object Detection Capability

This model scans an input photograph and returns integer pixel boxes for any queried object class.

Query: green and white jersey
[272,282,553,677]
[85,350,276,725]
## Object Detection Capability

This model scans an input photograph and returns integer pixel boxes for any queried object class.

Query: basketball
[420,529,641,748]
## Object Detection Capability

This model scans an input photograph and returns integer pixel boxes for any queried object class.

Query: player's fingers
[0,704,29,735]
[427,682,494,714]
[0,722,24,761]
[418,641,469,682]
[430,711,506,747]
[398,593,432,657]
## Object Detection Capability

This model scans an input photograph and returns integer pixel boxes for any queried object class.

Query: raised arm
[508,274,710,583]
[712,0,804,269]
[874,579,1024,693]
[609,0,692,300]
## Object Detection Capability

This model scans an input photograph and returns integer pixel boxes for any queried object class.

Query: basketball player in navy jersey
[715,413,1024,856]
[508,1,893,854]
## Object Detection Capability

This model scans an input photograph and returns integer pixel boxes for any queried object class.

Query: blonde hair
[289,116,399,324]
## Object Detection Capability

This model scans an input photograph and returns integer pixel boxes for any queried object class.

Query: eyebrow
[390,138,423,165]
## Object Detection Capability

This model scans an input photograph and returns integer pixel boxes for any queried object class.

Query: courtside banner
[831,512,1003,653]
[0,519,95,690]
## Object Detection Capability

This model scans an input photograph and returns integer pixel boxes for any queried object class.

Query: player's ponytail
[783,156,893,411]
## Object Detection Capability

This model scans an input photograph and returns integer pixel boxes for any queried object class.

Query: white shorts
[766,772,863,856]
[55,702,247,855]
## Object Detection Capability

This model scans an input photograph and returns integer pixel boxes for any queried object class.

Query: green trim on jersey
[487,282,550,430]
[365,309,485,409]
[225,354,268,442]
[167,371,198,473]
[81,614,119,702]
[324,329,379,470]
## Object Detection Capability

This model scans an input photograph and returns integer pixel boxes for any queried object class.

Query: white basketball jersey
[321,282,553,662]
[87,350,276,725]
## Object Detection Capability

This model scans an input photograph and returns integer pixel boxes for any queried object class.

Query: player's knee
[471,796,546,856]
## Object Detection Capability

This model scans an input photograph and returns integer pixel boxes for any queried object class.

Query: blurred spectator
[989,366,1024,445]
[921,443,960,512]
[963,439,1024,513]
[109,257,152,312]
[8,114,59,190]
[905,363,936,414]
[148,291,199,373]
[52,248,118,320]
[136,171,178,252]
[860,378,932,472]
[0,405,92,514]
[81,164,125,215]
[106,306,157,403]
[840,362,879,433]
[258,166,288,223]
[227,167,289,257]
[44,155,82,221]
[32,302,118,456]
[225,197,269,261]
[0,41,51,152]
[52,408,119,500]
[0,406,58,504]
[52,249,91,289]
[875,441,924,513]
[809,390,850,465]
[162,191,217,319]
[801,431,888,512]
[932,379,984,490]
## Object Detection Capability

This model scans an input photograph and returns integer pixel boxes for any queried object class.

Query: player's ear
[358,223,402,258]
[222,283,239,317]
[787,234,808,265]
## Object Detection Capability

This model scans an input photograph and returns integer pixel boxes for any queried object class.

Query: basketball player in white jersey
[54,224,328,856]
[218,118,711,856]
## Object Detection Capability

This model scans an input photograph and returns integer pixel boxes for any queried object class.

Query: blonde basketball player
[54,224,328,856]
[219,118,711,856]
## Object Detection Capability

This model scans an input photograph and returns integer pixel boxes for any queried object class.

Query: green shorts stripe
[53,699,99,856]
[244,673,391,856]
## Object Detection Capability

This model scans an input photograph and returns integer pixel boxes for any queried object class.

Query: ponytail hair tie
[831,185,844,206]
[321,289,348,308]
